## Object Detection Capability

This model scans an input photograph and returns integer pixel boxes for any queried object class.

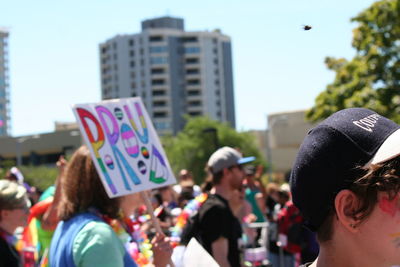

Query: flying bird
[302,25,312,31]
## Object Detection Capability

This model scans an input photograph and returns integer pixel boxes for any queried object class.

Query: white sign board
[183,238,220,267]
[72,97,176,198]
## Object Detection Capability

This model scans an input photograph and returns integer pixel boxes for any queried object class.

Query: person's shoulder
[73,221,125,267]
[200,195,229,214]
[76,220,117,242]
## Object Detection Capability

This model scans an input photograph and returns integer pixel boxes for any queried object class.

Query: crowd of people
[0,147,316,267]
[2,108,400,267]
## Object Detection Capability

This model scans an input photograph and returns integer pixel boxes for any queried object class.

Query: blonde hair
[0,180,29,211]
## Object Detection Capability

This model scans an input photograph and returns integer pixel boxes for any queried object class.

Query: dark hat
[207,146,255,174]
[290,108,400,231]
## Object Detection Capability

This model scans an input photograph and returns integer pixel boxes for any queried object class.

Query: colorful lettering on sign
[77,108,117,194]
[96,106,141,190]
[121,123,139,157]
[75,99,174,197]
[149,145,168,184]
[124,103,149,144]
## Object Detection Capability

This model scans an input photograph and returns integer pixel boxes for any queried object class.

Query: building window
[186,68,199,74]
[153,100,166,107]
[130,50,135,57]
[151,68,165,74]
[150,57,168,65]
[131,92,137,97]
[149,36,163,42]
[188,100,201,106]
[154,122,170,130]
[129,39,134,46]
[186,58,199,64]
[152,79,165,85]
[184,47,200,54]
[182,36,198,43]
[131,82,136,89]
[152,90,166,96]
[150,46,167,53]
[130,61,135,67]
[187,79,200,85]
[101,46,109,54]
[131,72,136,78]
[189,111,202,116]
[188,90,200,96]
[154,111,167,118]
[113,42,117,49]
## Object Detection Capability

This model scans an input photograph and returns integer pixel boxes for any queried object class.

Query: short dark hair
[317,155,400,242]
[58,146,120,221]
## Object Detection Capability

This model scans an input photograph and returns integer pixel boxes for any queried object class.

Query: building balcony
[186,94,202,102]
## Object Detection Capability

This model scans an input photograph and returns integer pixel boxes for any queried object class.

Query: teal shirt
[73,221,128,267]
[245,188,266,222]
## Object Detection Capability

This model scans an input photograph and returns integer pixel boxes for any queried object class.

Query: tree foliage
[307,0,400,123]
[162,116,266,185]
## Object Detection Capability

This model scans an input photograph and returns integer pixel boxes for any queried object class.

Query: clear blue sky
[2,0,376,136]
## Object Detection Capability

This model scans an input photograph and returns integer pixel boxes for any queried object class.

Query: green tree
[307,0,400,123]
[162,116,266,185]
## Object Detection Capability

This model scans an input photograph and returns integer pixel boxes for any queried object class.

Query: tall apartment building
[99,16,235,135]
[0,29,10,136]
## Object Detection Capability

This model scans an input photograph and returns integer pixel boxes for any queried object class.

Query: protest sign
[72,97,176,198]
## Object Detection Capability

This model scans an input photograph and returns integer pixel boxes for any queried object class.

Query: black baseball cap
[290,108,400,231]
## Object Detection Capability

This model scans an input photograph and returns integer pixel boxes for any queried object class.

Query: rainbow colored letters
[73,98,176,197]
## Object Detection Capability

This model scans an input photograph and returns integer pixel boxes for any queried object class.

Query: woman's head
[0,180,30,233]
[58,146,120,220]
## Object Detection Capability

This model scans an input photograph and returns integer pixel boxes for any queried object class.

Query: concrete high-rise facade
[99,16,235,135]
[0,29,10,136]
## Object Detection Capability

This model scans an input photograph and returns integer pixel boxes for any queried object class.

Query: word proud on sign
[73,98,176,197]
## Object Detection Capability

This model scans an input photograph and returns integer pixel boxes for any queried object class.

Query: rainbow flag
[20,198,53,267]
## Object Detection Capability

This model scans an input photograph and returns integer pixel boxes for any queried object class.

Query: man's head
[290,108,400,233]
[207,146,254,189]
[178,169,193,182]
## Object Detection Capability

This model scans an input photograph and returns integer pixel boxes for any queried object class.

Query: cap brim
[370,129,400,165]
[238,156,255,165]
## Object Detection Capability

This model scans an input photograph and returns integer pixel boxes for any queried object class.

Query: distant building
[0,29,10,136]
[99,16,235,135]
[0,125,82,166]
[267,110,315,174]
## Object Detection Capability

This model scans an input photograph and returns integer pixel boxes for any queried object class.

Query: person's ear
[334,189,360,233]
